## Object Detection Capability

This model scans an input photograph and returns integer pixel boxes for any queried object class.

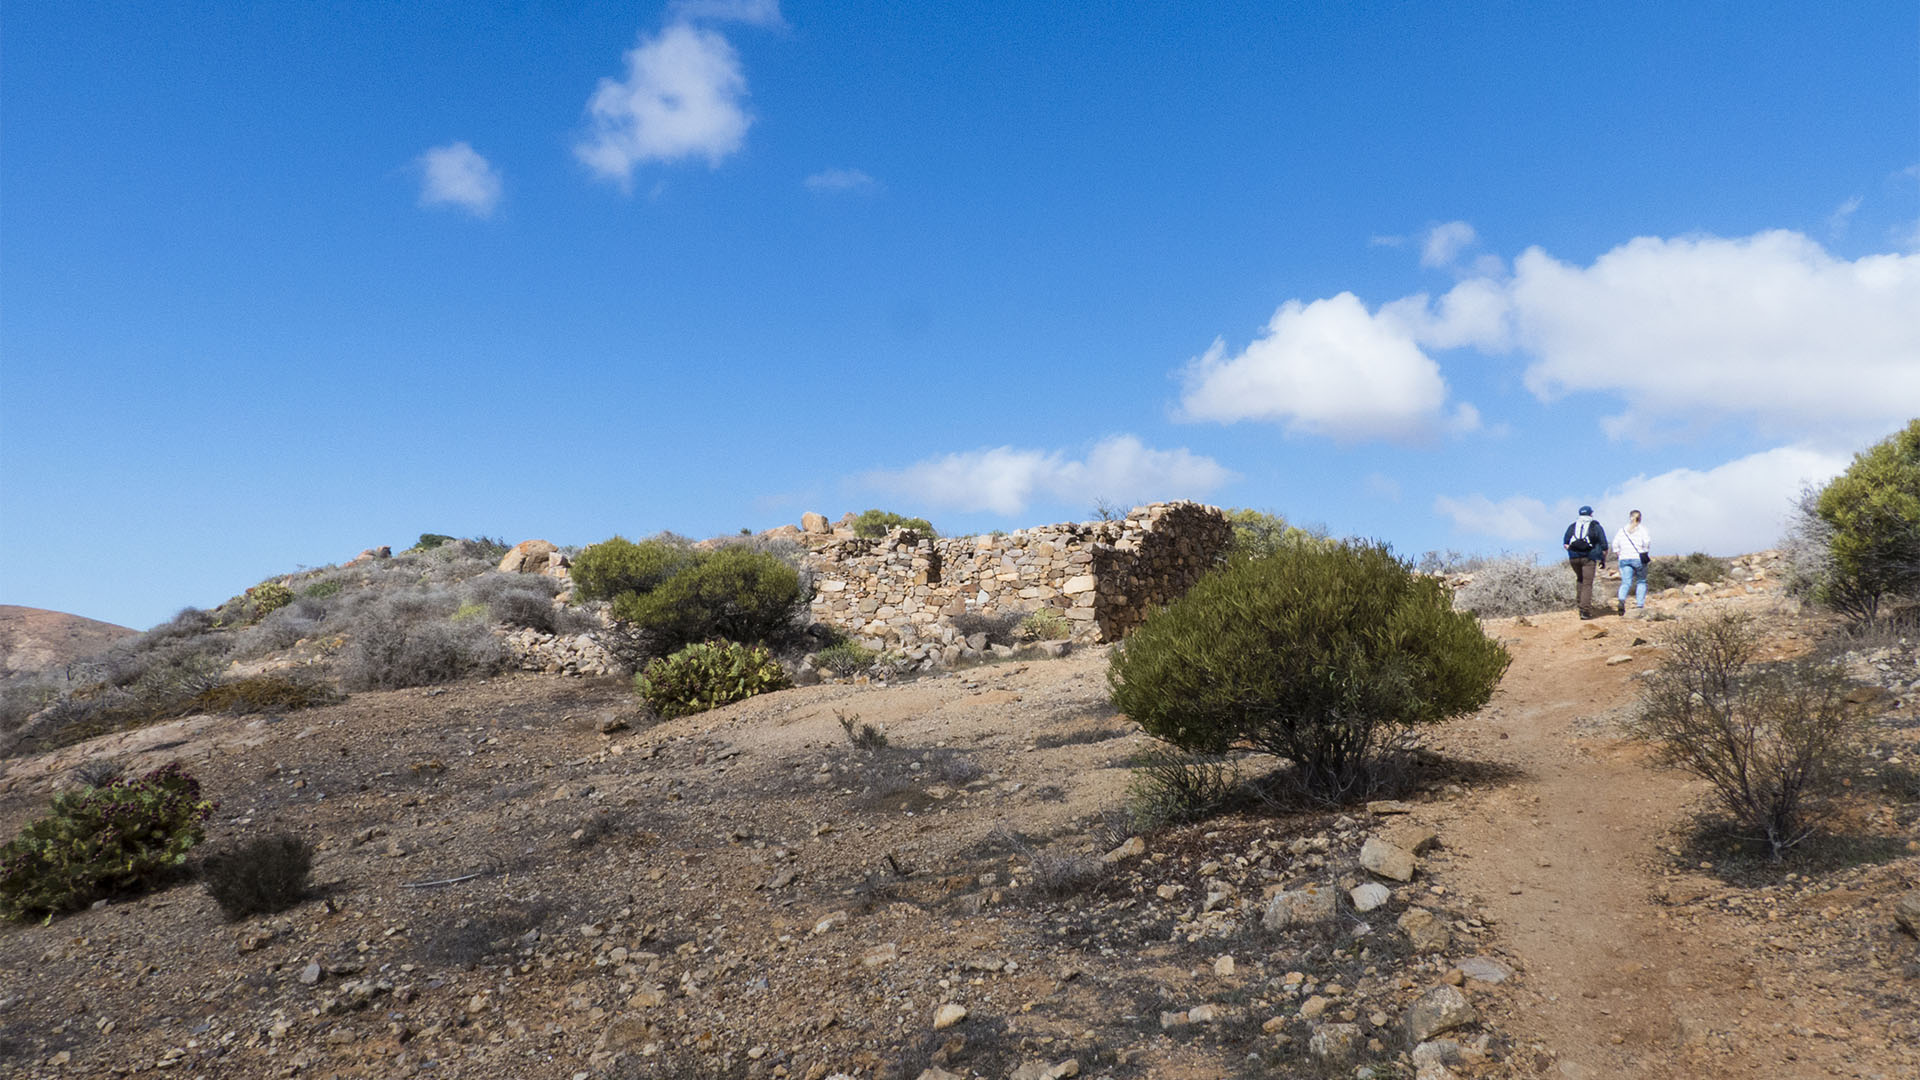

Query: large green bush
[569,535,695,603]
[0,762,216,921]
[1810,419,1920,626]
[611,545,810,655]
[1108,541,1510,801]
[635,640,792,719]
[1222,507,1327,560]
[851,509,935,538]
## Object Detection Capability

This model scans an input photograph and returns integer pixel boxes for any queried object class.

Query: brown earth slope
[0,606,138,677]
[0,580,1914,1079]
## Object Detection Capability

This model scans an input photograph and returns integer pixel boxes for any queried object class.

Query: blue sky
[4,1,1917,630]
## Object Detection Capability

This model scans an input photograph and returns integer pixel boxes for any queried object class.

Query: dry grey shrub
[1453,554,1575,617]
[1631,612,1864,860]
[340,593,503,690]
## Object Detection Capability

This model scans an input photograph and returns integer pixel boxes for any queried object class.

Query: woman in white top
[1614,509,1651,613]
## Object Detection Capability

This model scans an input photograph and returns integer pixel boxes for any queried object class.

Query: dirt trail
[1436,600,1907,1079]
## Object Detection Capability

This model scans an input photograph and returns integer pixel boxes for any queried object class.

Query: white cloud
[1421,221,1477,268]
[1827,195,1862,238]
[670,0,785,26]
[1596,444,1851,556]
[575,22,750,186]
[415,142,502,217]
[1433,493,1554,544]
[865,435,1233,516]
[1436,443,1852,556]
[1176,292,1467,441]
[805,168,878,194]
[1389,230,1920,440]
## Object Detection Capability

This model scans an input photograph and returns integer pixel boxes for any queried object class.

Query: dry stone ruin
[799,501,1233,659]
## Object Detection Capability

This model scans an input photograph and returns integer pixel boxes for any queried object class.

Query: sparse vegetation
[1645,551,1730,592]
[838,710,888,750]
[951,610,1023,647]
[1452,554,1574,617]
[1124,744,1244,831]
[851,509,935,538]
[188,672,342,714]
[342,605,505,690]
[1110,540,1510,803]
[814,640,877,676]
[1017,609,1071,641]
[635,640,791,719]
[197,833,314,920]
[0,762,215,921]
[1632,612,1864,860]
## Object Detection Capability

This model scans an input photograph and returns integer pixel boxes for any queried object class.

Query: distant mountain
[0,605,138,676]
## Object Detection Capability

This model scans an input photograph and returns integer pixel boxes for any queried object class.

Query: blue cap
[1578,505,1593,515]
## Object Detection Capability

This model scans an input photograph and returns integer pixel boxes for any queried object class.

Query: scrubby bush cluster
[635,640,792,719]
[1632,612,1863,859]
[1452,554,1575,617]
[1110,541,1510,802]
[1222,507,1328,560]
[851,509,935,538]
[0,762,215,921]
[198,833,313,920]
[814,640,878,676]
[1786,419,1920,628]
[1017,609,1071,641]
[575,535,811,660]
[1644,552,1729,592]
[950,611,1024,646]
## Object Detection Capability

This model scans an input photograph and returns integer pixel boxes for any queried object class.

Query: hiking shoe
[1618,600,1626,616]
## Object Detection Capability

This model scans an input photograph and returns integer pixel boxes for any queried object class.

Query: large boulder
[498,540,567,577]
[801,512,831,535]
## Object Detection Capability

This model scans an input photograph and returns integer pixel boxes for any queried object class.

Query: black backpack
[1566,518,1600,555]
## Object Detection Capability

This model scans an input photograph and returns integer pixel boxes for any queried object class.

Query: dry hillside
[0,567,1915,1080]
[0,607,137,678]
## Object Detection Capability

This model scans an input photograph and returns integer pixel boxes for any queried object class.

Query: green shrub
[1017,609,1071,641]
[301,579,344,600]
[635,641,791,719]
[612,546,809,655]
[411,533,457,551]
[815,641,877,676]
[1631,612,1863,859]
[198,833,313,920]
[1646,552,1730,592]
[570,535,695,604]
[837,710,888,750]
[1804,419,1920,626]
[1222,507,1324,560]
[1108,541,1510,802]
[238,582,294,625]
[851,509,935,539]
[0,762,216,921]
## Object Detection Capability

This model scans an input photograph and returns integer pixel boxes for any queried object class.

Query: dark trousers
[1571,558,1599,616]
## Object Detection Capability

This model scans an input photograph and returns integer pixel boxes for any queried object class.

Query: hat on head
[1578,505,1593,515]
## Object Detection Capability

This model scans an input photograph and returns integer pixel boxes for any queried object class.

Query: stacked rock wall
[801,502,1231,662]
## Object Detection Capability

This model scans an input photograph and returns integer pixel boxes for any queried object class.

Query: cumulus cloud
[575,22,750,185]
[1421,221,1477,268]
[1392,230,1920,440]
[805,168,878,194]
[669,0,785,26]
[1176,292,1468,441]
[415,142,502,217]
[1436,443,1852,555]
[864,435,1233,516]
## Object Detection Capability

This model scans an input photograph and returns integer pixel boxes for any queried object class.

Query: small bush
[613,546,810,655]
[635,641,791,719]
[1453,554,1574,617]
[815,641,877,676]
[198,833,313,920]
[838,710,888,750]
[232,582,295,625]
[488,589,559,632]
[301,579,344,600]
[1110,540,1510,803]
[1645,552,1730,592]
[851,509,935,538]
[1017,609,1071,642]
[0,762,215,921]
[951,611,1024,646]
[411,533,457,551]
[70,759,125,788]
[344,617,505,690]
[1125,744,1243,831]
[188,672,342,715]
[569,535,694,603]
[1631,612,1864,860]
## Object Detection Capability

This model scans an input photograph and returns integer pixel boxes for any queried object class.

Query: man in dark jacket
[1563,506,1609,619]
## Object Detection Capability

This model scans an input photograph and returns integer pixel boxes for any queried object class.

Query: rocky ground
[0,573,1915,1080]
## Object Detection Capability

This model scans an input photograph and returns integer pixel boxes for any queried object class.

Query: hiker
[1562,505,1609,619]
[1613,509,1652,615]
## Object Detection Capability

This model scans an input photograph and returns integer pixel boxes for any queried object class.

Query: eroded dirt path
[1435,597,1917,1079]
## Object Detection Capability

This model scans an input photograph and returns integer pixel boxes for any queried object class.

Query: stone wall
[801,501,1232,664]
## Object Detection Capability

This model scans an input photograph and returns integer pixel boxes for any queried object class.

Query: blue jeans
[1618,558,1646,607]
